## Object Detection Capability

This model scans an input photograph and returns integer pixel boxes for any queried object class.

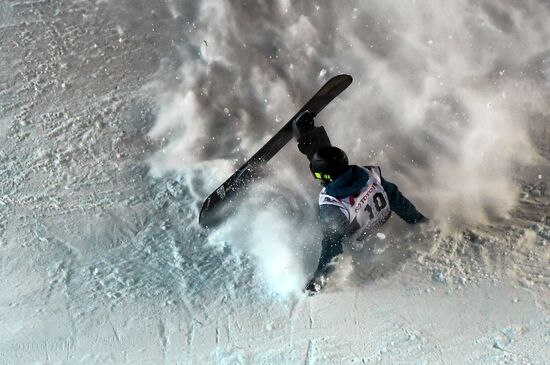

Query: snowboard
[199,74,353,228]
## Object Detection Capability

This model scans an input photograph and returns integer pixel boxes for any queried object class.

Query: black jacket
[296,126,426,276]
[315,165,426,274]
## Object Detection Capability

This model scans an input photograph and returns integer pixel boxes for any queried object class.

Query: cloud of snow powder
[140,0,550,289]
[206,175,319,296]
[146,0,548,222]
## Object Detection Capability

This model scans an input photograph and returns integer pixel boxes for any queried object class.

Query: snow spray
[145,0,550,293]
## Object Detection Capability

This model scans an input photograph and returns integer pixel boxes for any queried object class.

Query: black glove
[304,275,323,295]
[304,265,334,295]
[293,110,315,138]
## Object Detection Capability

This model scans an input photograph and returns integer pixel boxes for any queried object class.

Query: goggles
[312,171,332,182]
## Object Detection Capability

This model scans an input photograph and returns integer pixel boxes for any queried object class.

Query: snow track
[1,1,549,364]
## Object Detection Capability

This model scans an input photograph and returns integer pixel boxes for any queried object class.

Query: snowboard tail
[199,74,353,228]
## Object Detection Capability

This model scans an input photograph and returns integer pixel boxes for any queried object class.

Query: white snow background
[1,0,549,364]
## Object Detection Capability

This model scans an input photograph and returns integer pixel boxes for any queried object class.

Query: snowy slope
[1,1,549,364]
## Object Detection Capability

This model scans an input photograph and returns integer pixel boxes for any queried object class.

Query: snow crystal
[493,338,506,350]
[165,180,182,198]
[432,270,447,283]
[519,279,532,288]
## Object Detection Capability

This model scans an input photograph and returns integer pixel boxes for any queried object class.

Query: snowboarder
[293,111,428,294]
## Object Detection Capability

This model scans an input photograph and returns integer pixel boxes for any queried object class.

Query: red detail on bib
[349,196,355,206]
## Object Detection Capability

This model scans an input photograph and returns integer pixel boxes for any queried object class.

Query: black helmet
[309,146,349,183]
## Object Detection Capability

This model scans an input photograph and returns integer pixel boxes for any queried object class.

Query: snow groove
[303,339,313,365]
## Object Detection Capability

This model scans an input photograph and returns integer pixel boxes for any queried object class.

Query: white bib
[319,166,391,241]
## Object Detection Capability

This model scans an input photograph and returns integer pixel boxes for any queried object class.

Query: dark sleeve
[297,126,331,161]
[314,205,350,274]
[381,177,427,224]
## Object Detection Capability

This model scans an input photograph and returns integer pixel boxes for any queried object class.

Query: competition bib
[319,166,391,241]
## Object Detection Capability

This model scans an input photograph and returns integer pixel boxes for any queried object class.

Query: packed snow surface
[1,1,549,364]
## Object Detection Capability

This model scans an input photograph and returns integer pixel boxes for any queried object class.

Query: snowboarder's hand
[293,110,315,137]
[304,276,322,295]
[304,266,334,295]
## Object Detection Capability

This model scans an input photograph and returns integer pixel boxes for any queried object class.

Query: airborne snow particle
[493,339,506,350]
[432,270,447,283]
